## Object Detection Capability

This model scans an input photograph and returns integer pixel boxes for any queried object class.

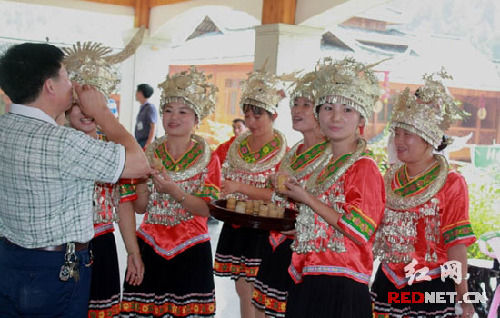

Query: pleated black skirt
[214,223,270,282]
[252,238,294,317]
[371,267,457,318]
[121,238,216,317]
[285,275,372,318]
[88,232,121,318]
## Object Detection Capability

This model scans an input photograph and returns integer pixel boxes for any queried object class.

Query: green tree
[458,164,500,259]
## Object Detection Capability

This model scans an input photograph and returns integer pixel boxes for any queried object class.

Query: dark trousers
[0,238,92,318]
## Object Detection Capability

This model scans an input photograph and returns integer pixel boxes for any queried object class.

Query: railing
[468,264,500,317]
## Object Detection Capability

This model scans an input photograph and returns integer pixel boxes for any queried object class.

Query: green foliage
[368,131,390,175]
[457,164,500,259]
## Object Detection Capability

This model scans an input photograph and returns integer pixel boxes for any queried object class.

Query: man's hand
[74,83,109,119]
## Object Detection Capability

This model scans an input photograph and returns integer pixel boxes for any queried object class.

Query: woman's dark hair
[436,135,450,152]
[315,104,322,116]
[242,104,274,119]
[0,43,64,104]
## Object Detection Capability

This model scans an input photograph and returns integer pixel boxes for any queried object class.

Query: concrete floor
[115,216,239,317]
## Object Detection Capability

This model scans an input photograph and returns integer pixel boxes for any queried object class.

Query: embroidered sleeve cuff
[337,204,377,244]
[288,263,303,284]
[442,222,476,247]
[195,183,219,201]
[119,183,137,203]
[119,193,138,203]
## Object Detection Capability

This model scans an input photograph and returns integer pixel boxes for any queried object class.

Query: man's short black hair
[232,118,246,126]
[137,84,154,98]
[0,43,64,104]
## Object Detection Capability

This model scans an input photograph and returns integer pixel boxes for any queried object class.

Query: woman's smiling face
[67,100,96,134]
[244,107,275,138]
[291,97,316,133]
[162,101,197,136]
[393,127,432,164]
[318,102,364,143]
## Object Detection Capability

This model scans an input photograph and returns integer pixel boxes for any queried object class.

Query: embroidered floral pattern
[213,261,259,278]
[443,223,474,245]
[239,135,281,164]
[394,165,440,197]
[155,141,203,172]
[196,184,219,201]
[289,141,328,171]
[121,299,215,316]
[340,207,376,242]
[144,135,212,226]
[119,183,137,202]
[316,149,371,185]
[316,154,350,185]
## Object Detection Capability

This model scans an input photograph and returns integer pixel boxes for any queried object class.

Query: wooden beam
[262,0,296,25]
[80,0,135,6]
[134,0,150,28]
[151,0,191,5]
[80,0,190,6]
[80,0,191,29]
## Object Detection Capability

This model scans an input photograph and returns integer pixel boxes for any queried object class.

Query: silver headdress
[313,57,381,118]
[158,66,218,120]
[63,26,145,96]
[289,71,316,107]
[389,68,468,148]
[240,66,288,114]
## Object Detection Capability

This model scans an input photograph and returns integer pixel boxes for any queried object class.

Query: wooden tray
[209,199,297,231]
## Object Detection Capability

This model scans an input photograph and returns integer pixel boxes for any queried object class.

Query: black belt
[3,239,89,252]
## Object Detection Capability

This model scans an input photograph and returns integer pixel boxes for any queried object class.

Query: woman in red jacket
[281,57,386,318]
[371,71,476,318]
[121,66,221,318]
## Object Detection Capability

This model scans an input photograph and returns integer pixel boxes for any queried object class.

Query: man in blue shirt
[134,83,157,148]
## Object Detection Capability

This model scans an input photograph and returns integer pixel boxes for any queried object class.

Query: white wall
[296,0,389,28]
[150,0,262,41]
[0,0,134,47]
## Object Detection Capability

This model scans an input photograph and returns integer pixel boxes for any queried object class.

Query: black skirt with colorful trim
[285,275,372,318]
[121,238,216,318]
[252,237,293,317]
[88,232,121,318]
[371,266,457,318]
[214,222,270,282]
